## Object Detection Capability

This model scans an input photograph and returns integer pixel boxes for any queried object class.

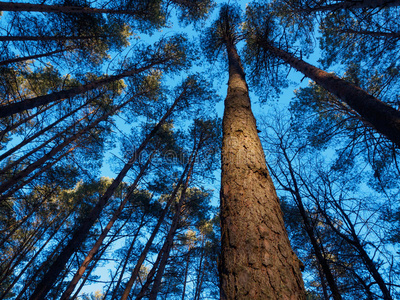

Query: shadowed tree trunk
[219,38,305,298]
[264,43,400,147]
[0,58,169,118]
[297,0,400,12]
[268,147,343,300]
[0,1,147,15]
[120,140,200,300]
[60,152,154,299]
[0,35,106,42]
[0,47,76,66]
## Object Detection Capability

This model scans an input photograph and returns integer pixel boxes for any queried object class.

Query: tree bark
[0,58,169,118]
[28,84,186,300]
[266,43,400,148]
[219,41,305,299]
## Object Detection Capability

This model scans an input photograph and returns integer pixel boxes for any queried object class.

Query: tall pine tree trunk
[219,41,305,299]
[266,43,400,147]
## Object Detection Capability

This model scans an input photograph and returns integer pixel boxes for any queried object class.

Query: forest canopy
[0,0,399,299]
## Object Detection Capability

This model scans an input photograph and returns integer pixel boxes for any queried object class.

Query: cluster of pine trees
[0,0,399,299]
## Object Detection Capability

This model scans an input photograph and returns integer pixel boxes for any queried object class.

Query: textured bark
[266,44,400,148]
[219,41,305,299]
[28,88,184,300]
[0,59,168,118]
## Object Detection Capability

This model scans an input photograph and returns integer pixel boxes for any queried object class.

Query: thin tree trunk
[0,186,57,248]
[269,147,343,300]
[0,1,146,15]
[307,183,393,300]
[120,142,198,300]
[0,96,94,163]
[0,210,63,286]
[0,58,169,118]
[0,143,79,200]
[317,264,330,300]
[298,0,400,12]
[0,35,106,42]
[219,40,305,299]
[109,212,147,300]
[28,86,186,300]
[180,250,190,300]
[15,236,66,299]
[337,28,400,38]
[60,152,154,300]
[0,110,98,195]
[0,210,72,300]
[0,89,149,197]
[135,240,167,300]
[0,100,61,141]
[0,47,75,66]
[193,244,205,300]
[147,182,190,300]
[147,133,204,300]
[265,43,400,147]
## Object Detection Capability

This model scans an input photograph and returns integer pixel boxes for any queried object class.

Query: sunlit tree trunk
[220,40,305,299]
